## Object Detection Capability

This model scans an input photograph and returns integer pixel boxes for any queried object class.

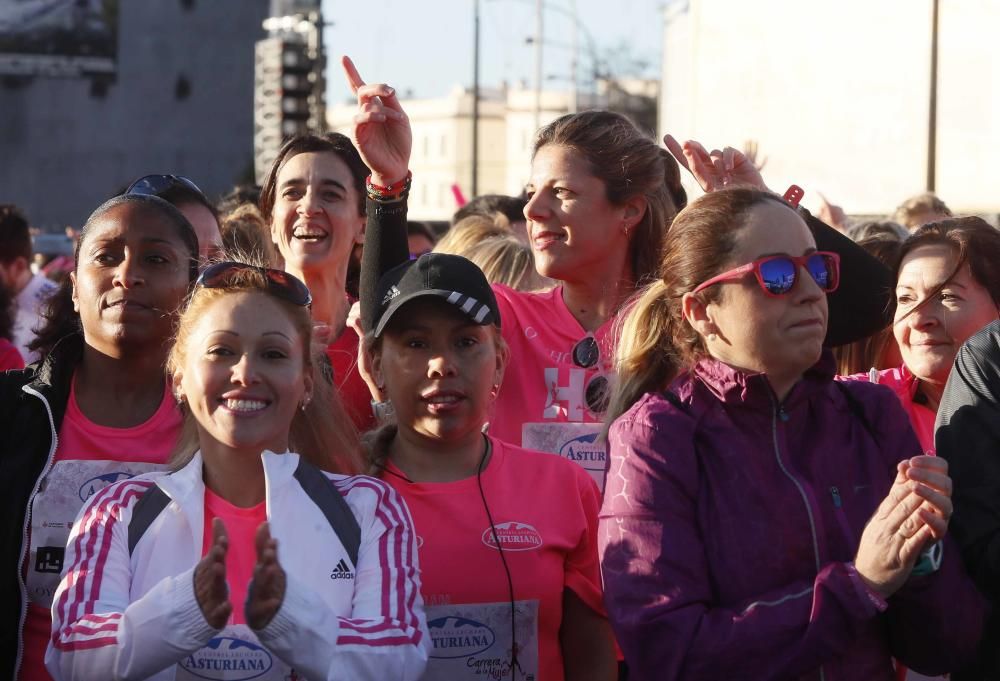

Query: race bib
[522,422,608,493]
[27,459,166,607]
[424,600,539,681]
[176,624,293,681]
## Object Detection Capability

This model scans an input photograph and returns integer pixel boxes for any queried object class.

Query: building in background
[254,0,326,184]
[329,79,657,221]
[660,0,999,216]
[0,1,269,230]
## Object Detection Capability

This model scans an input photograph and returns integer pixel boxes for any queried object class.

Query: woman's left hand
[664,134,770,193]
[901,455,954,539]
[246,522,287,630]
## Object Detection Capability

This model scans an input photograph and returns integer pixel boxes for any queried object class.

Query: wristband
[911,541,943,576]
[366,171,412,203]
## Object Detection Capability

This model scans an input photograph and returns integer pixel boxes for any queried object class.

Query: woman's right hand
[854,456,953,599]
[194,518,232,629]
[341,55,412,186]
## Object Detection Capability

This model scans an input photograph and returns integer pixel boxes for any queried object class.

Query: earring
[490,383,500,398]
[707,332,718,342]
[300,397,311,411]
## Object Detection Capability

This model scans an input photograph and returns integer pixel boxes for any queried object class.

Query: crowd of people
[0,54,998,681]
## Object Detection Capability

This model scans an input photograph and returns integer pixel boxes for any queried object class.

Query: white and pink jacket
[45,450,430,681]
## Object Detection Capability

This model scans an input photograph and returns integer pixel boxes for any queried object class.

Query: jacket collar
[689,350,838,410]
[158,448,300,504]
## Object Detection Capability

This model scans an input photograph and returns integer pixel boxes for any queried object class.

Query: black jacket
[0,336,79,679]
[936,320,1000,681]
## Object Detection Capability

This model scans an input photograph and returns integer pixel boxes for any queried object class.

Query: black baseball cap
[371,253,501,338]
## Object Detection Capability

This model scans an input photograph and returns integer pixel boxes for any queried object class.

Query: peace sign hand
[341,55,412,186]
[664,134,769,194]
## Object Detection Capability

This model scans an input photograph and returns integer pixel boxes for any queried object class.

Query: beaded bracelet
[366,171,412,202]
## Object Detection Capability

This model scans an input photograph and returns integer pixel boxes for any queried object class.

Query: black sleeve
[359,197,410,333]
[935,320,1000,602]
[801,209,894,347]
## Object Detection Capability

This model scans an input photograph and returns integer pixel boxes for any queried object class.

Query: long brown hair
[605,188,792,426]
[167,266,361,474]
[533,110,680,284]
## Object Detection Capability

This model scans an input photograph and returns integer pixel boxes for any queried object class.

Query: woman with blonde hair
[46,261,429,680]
[600,186,984,679]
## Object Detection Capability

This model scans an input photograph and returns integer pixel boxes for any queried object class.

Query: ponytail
[604,280,685,430]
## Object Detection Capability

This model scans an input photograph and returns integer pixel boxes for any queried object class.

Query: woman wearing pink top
[345,58,616,681]
[859,218,1000,453]
[0,194,200,681]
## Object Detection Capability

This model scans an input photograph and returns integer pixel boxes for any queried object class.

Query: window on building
[423,136,429,158]
[440,135,447,157]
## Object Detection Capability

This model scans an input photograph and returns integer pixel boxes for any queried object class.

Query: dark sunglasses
[125,174,206,200]
[572,334,610,414]
[692,251,841,298]
[196,261,312,307]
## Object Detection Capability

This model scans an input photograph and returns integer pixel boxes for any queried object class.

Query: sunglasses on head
[196,261,312,307]
[572,334,611,414]
[692,251,841,298]
[125,174,206,200]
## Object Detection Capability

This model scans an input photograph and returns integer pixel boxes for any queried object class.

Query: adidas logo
[382,285,401,305]
[330,558,354,580]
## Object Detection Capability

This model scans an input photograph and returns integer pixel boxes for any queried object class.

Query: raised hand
[816,192,850,232]
[664,134,769,193]
[854,456,953,598]
[246,522,287,631]
[194,518,232,629]
[341,55,411,186]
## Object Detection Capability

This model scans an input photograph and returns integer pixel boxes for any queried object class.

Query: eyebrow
[896,281,967,290]
[279,177,347,192]
[263,331,292,340]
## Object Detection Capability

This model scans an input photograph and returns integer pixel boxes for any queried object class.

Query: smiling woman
[0,194,200,679]
[44,259,431,680]
[259,133,376,432]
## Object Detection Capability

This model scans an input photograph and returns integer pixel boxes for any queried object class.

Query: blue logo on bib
[181,637,273,680]
[428,616,496,659]
[78,472,134,502]
[559,433,607,473]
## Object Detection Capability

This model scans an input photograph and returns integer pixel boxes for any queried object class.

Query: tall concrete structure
[660,0,999,216]
[0,1,269,229]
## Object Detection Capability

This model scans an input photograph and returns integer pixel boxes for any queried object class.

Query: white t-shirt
[14,272,58,365]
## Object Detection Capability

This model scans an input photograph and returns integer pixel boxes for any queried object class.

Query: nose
[112,252,144,289]
[907,298,942,330]
[427,348,458,379]
[792,263,824,303]
[296,187,320,216]
[523,190,550,224]
[230,353,260,386]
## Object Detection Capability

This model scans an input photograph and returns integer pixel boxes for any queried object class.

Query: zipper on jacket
[768,391,826,681]
[15,386,60,681]
[830,486,854,546]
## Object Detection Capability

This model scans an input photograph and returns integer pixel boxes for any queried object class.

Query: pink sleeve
[0,341,23,371]
[564,468,605,615]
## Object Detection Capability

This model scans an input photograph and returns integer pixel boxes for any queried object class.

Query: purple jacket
[600,353,985,681]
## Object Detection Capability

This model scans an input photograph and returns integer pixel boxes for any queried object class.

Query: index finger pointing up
[342,55,365,93]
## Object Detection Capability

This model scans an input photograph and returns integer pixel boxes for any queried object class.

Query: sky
[321,0,665,104]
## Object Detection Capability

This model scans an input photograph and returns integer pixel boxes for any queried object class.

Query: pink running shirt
[849,365,936,453]
[490,284,616,492]
[382,437,604,681]
[0,337,24,371]
[202,488,268,626]
[20,377,180,681]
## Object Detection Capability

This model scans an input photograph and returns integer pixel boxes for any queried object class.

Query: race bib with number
[27,459,166,607]
[424,600,539,681]
[176,624,294,681]
[522,422,608,493]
